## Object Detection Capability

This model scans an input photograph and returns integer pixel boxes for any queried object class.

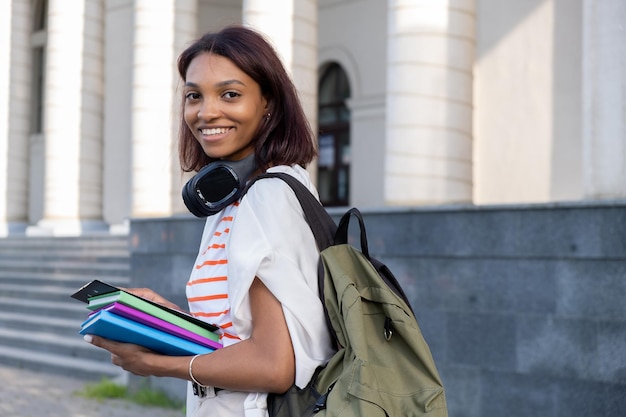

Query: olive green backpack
[246,173,448,417]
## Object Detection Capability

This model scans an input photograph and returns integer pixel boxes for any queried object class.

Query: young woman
[85,25,334,416]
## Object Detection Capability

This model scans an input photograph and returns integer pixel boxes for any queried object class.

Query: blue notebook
[80,310,215,356]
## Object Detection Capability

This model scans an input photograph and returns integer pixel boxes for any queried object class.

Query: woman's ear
[263,96,270,113]
[263,101,271,119]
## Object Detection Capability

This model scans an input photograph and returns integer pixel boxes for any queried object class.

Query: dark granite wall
[130,200,626,415]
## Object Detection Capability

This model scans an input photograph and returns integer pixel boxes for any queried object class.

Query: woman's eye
[185,92,200,100]
[223,91,240,99]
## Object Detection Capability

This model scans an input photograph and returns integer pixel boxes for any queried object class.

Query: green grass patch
[131,386,182,409]
[77,378,126,400]
[76,378,184,410]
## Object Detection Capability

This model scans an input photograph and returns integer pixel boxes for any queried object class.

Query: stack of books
[71,280,221,356]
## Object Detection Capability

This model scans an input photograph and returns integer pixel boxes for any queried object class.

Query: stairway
[0,235,130,380]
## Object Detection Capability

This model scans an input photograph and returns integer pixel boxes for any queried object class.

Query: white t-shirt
[186,165,335,417]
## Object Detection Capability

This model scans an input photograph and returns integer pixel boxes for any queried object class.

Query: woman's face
[183,52,268,161]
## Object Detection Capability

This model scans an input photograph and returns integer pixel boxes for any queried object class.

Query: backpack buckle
[313,382,336,413]
[384,317,393,341]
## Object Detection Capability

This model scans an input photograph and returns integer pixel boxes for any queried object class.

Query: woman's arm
[86,277,296,393]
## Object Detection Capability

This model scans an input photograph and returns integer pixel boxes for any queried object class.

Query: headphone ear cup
[183,173,212,217]
[181,153,257,218]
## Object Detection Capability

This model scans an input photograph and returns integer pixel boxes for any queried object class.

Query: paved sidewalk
[0,364,184,417]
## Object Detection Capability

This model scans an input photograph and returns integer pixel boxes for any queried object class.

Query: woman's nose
[197,100,219,120]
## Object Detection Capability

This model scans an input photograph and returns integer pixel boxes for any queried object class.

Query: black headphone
[182,153,257,217]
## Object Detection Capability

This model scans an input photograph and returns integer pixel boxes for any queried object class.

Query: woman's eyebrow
[184,80,246,88]
[215,79,246,88]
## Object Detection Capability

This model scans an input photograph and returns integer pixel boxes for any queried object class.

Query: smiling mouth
[200,127,231,136]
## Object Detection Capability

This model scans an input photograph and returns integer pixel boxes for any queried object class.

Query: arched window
[317,63,351,206]
[31,0,48,133]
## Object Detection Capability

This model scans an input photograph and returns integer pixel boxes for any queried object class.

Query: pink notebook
[97,302,222,350]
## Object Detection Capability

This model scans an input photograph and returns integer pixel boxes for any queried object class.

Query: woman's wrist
[145,353,192,380]
[189,354,208,386]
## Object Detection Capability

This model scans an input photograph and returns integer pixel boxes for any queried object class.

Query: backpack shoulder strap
[244,172,338,343]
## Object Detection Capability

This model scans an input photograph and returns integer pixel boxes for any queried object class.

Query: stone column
[131,0,196,218]
[170,0,198,215]
[242,0,318,176]
[0,0,31,235]
[385,0,474,205]
[28,0,106,235]
[582,0,626,199]
[0,0,10,234]
[102,0,133,231]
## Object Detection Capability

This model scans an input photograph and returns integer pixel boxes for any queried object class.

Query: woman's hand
[84,335,164,377]
[84,335,189,379]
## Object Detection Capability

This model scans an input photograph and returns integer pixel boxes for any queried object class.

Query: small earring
[266,112,271,118]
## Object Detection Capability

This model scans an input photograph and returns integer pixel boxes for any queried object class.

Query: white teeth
[201,128,229,136]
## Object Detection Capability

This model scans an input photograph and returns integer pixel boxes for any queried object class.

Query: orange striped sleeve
[187,276,228,286]
[194,259,228,269]
[212,228,230,238]
[219,323,240,341]
[192,308,230,318]
[201,243,226,255]
[188,293,228,303]
[221,332,241,341]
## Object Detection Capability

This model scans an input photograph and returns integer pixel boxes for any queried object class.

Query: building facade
[1,0,624,236]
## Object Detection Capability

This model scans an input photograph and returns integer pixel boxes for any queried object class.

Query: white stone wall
[472,0,626,204]
[1,0,625,235]
[474,0,557,204]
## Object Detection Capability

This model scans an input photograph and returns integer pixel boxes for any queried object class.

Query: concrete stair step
[0,327,111,362]
[0,345,122,381]
[0,270,129,288]
[0,235,128,248]
[0,296,86,319]
[0,282,113,303]
[0,259,129,275]
[0,234,130,381]
[0,311,83,336]
[0,251,129,263]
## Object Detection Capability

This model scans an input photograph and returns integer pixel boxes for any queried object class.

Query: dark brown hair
[177,25,317,172]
